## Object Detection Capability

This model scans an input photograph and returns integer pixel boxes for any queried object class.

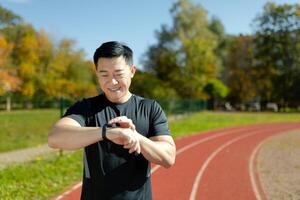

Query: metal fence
[0,97,207,114]
[157,99,207,114]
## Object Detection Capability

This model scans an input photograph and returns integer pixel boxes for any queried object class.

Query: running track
[55,122,300,200]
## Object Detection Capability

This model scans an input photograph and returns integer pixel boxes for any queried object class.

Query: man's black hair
[93,41,133,68]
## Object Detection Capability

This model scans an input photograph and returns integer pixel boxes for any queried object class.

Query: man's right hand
[108,116,136,130]
[106,127,141,154]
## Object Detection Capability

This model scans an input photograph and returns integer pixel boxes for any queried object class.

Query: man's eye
[116,74,124,77]
[101,74,108,77]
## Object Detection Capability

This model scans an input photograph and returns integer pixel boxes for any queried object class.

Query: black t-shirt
[64,93,170,200]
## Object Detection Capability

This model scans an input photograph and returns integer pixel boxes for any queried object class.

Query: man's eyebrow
[98,69,124,73]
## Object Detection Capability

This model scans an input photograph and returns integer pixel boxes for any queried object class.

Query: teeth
[109,88,120,91]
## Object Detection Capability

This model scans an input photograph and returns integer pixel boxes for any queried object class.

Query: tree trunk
[6,96,11,112]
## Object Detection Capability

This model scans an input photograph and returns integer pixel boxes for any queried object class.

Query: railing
[0,97,207,114]
[157,99,207,114]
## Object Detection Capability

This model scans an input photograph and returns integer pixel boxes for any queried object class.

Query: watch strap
[102,123,108,140]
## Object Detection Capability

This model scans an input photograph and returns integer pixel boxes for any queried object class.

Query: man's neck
[106,92,132,104]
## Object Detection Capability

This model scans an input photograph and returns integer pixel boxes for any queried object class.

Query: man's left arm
[108,116,176,168]
[138,134,176,168]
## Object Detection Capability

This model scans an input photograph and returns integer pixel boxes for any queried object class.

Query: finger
[118,121,130,128]
[135,135,141,154]
[129,139,137,150]
[108,116,126,124]
[131,145,140,154]
[109,118,135,129]
[129,140,138,153]
[130,123,136,130]
[108,119,119,124]
[134,140,140,154]
[136,143,141,154]
[123,142,132,149]
[120,120,135,130]
[123,136,135,148]
[129,144,137,154]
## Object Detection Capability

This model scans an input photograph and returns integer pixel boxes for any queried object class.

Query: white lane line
[249,137,269,200]
[189,129,266,200]
[249,127,300,200]
[56,125,265,199]
[150,126,257,174]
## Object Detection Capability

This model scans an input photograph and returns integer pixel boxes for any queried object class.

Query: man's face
[96,56,136,103]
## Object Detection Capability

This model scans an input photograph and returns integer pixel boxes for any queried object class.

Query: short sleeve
[148,100,170,137]
[63,100,87,127]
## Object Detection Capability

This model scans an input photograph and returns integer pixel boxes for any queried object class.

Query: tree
[1,23,40,104]
[0,5,22,28]
[208,17,231,81]
[0,35,21,111]
[253,2,300,107]
[0,4,108,110]
[41,38,98,101]
[142,24,182,99]
[224,35,257,106]
[131,69,178,99]
[143,0,228,100]
[204,78,229,109]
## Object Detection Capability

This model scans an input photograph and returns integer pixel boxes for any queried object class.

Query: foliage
[204,78,229,98]
[131,69,178,99]
[0,5,22,28]
[0,35,21,95]
[143,0,228,100]
[253,2,300,107]
[40,39,98,100]
[224,35,258,104]
[0,5,98,109]
[1,2,300,109]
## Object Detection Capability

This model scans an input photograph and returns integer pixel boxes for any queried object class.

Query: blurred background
[0,0,299,199]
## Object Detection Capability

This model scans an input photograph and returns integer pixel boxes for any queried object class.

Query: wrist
[102,123,120,141]
[102,124,109,140]
[135,130,143,142]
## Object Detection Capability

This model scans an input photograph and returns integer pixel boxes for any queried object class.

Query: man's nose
[111,77,118,85]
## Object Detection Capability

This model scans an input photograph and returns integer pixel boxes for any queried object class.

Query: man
[48,41,176,200]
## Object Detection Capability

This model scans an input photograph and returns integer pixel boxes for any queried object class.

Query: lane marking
[151,126,261,174]
[249,127,300,200]
[56,124,280,200]
[57,126,253,199]
[249,137,269,200]
[188,128,277,200]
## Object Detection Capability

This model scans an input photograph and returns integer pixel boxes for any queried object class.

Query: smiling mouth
[108,88,121,92]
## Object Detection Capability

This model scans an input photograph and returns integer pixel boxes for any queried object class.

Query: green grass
[170,111,300,137]
[1,109,299,152]
[0,151,82,200]
[0,109,60,152]
[0,110,299,199]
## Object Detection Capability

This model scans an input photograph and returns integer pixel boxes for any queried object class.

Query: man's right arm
[48,117,102,150]
[48,117,141,151]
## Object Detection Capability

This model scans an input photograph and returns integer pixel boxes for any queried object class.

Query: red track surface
[55,122,300,200]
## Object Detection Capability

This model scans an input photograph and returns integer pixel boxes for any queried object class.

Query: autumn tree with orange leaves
[0,5,97,110]
[0,35,21,111]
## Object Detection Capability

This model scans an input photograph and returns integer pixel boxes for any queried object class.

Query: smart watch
[102,123,109,140]
[102,123,120,140]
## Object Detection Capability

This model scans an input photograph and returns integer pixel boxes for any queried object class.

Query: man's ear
[130,66,136,78]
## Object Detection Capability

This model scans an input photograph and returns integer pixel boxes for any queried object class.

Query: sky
[1,0,299,68]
